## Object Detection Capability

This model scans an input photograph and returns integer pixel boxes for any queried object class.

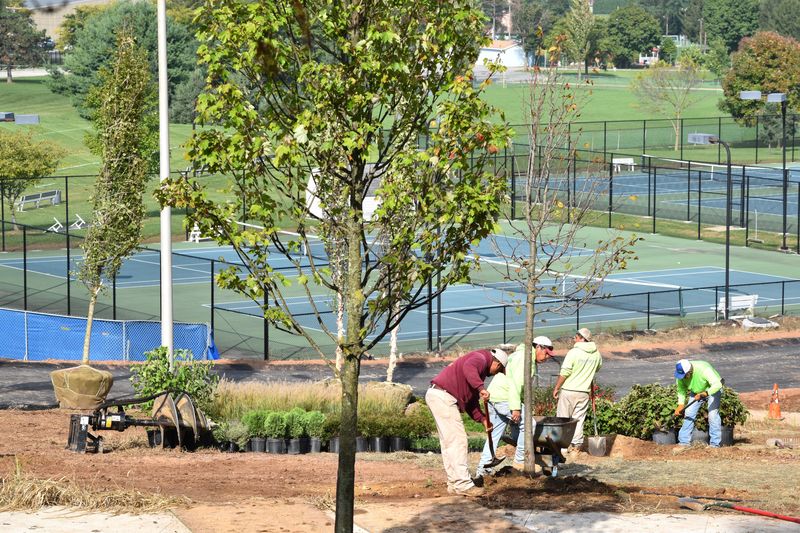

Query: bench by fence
[612,157,636,172]
[15,190,61,211]
[712,294,758,319]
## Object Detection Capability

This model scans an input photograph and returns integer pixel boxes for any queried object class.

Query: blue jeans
[476,401,534,474]
[679,390,722,447]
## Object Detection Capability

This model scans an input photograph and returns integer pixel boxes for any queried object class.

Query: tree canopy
[0,0,46,82]
[158,0,509,530]
[47,0,197,118]
[760,0,800,42]
[604,5,661,68]
[719,31,800,123]
[703,0,758,53]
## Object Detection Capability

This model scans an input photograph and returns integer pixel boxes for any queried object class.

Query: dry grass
[209,379,413,421]
[0,458,189,514]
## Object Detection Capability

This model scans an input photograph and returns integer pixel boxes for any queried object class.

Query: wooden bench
[15,190,61,212]
[712,294,758,320]
[612,157,636,172]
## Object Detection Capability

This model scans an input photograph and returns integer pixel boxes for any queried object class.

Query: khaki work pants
[556,389,590,447]
[425,387,474,491]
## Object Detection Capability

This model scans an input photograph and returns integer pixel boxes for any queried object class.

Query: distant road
[1,335,798,409]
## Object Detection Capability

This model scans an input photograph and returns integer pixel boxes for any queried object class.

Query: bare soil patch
[1,398,799,530]
[740,387,800,412]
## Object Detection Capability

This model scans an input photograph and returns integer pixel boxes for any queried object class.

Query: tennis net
[469,271,685,317]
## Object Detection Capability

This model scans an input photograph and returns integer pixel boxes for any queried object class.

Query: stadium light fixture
[688,133,732,321]
[739,90,789,250]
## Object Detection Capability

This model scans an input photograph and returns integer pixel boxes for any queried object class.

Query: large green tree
[563,0,594,80]
[158,0,509,530]
[0,130,64,228]
[703,0,758,53]
[79,28,156,364]
[47,0,196,118]
[719,31,800,123]
[0,0,46,82]
[760,0,800,42]
[604,5,661,68]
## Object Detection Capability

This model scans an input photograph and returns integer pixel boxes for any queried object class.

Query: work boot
[452,485,485,498]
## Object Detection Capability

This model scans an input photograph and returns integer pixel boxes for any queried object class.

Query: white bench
[15,190,61,211]
[712,294,758,320]
[187,223,213,243]
[69,214,87,230]
[612,157,635,172]
[47,217,63,233]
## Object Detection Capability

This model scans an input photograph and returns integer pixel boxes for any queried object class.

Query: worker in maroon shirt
[426,347,508,497]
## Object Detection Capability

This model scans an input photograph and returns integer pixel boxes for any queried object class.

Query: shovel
[679,498,800,524]
[480,399,505,469]
[587,383,608,457]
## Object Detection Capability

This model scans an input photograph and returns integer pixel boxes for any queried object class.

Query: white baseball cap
[490,348,509,367]
[533,336,554,355]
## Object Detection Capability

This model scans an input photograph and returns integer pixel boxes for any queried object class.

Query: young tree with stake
[158,1,510,530]
[486,41,638,474]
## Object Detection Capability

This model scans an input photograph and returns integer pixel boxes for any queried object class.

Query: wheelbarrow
[532,416,578,477]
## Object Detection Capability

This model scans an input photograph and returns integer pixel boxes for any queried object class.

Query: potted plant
[242,410,268,452]
[385,416,410,452]
[615,384,679,443]
[285,408,307,454]
[265,411,288,454]
[688,386,749,446]
[304,411,326,453]
[50,29,154,409]
[323,412,341,453]
[224,420,249,452]
[365,414,390,453]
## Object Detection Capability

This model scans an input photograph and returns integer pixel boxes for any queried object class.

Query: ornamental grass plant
[208,379,411,421]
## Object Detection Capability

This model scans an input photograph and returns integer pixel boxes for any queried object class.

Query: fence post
[686,161,691,221]
[652,166,657,234]
[647,157,652,216]
[755,116,759,163]
[436,269,442,352]
[427,275,433,352]
[65,176,70,315]
[744,175,750,247]
[511,150,516,219]
[210,259,215,336]
[796,185,800,254]
[0,180,4,252]
[680,118,684,160]
[502,306,507,344]
[781,281,785,315]
[646,293,651,330]
[603,120,607,163]
[642,119,647,155]
[268,293,269,361]
[718,117,722,163]
[608,160,613,228]
[576,305,580,330]
[112,274,117,320]
[793,114,796,163]
[739,166,746,228]
[23,226,27,311]
[697,168,702,240]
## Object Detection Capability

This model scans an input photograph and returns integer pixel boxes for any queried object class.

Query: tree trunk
[522,240,537,473]
[387,317,399,383]
[334,219,365,533]
[82,288,100,365]
[672,118,680,152]
[5,66,12,83]
[336,292,344,372]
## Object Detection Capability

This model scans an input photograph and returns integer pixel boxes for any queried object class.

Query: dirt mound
[740,387,800,412]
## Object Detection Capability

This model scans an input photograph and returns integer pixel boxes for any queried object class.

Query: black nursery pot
[250,437,266,452]
[355,436,369,452]
[268,438,287,454]
[370,436,390,453]
[226,442,240,453]
[389,436,409,452]
[287,438,302,455]
[328,437,339,453]
[309,437,322,453]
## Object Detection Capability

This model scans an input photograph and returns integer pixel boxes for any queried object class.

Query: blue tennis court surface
[210,266,799,342]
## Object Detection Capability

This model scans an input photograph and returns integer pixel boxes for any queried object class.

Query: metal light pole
[688,133,731,320]
[740,90,789,250]
[157,0,174,363]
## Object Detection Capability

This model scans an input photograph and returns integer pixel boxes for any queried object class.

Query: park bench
[612,157,636,172]
[15,190,61,212]
[188,223,213,243]
[711,294,758,320]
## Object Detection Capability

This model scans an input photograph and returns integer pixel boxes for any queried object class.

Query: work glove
[694,391,709,401]
[511,410,521,424]
[674,404,685,417]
